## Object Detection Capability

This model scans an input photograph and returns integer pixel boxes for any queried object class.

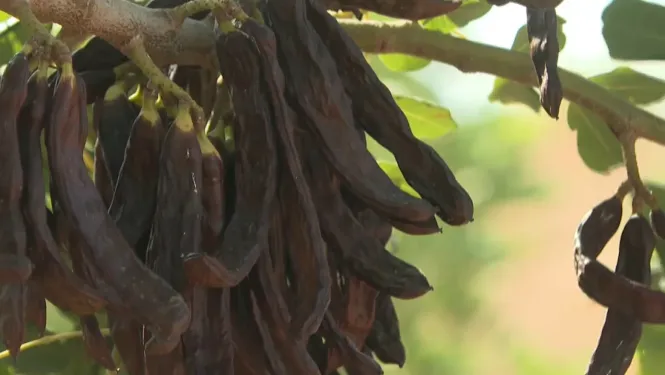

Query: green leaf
[487,16,566,111]
[602,0,665,61]
[445,0,492,27]
[394,96,457,139]
[589,66,665,105]
[422,15,458,34]
[46,302,77,334]
[377,160,421,198]
[0,18,29,67]
[367,55,439,103]
[567,104,623,173]
[639,323,665,375]
[488,78,541,112]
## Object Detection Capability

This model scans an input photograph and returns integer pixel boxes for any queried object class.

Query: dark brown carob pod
[322,312,383,375]
[305,1,473,226]
[109,87,165,253]
[574,195,623,274]
[586,214,654,375]
[242,19,332,338]
[365,293,406,367]
[80,315,117,371]
[143,103,203,354]
[45,65,190,353]
[260,0,437,226]
[526,8,563,119]
[183,25,279,289]
[0,51,32,359]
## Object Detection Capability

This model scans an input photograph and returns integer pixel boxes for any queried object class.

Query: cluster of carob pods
[0,0,572,374]
[0,0,477,374]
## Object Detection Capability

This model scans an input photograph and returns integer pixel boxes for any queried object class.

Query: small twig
[121,35,204,123]
[7,0,71,63]
[615,179,633,201]
[0,329,111,360]
[620,132,657,209]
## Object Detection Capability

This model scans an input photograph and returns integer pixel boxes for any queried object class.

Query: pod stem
[8,0,71,64]
[205,79,231,135]
[620,132,657,209]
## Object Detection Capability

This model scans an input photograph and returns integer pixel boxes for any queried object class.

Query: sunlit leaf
[445,0,492,27]
[602,0,665,61]
[395,96,457,139]
[567,104,623,173]
[590,66,665,105]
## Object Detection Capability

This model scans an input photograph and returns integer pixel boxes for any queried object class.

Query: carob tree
[0,0,662,374]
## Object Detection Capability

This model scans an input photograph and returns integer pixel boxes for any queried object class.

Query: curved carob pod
[108,88,165,253]
[24,283,46,336]
[17,69,106,315]
[322,312,383,375]
[183,24,278,289]
[305,2,472,227]
[80,315,117,371]
[108,314,144,375]
[231,284,275,375]
[260,0,436,226]
[96,80,141,187]
[575,198,665,323]
[0,51,32,358]
[365,292,406,367]
[243,19,332,338]
[586,214,653,375]
[302,142,432,300]
[318,0,460,21]
[45,65,190,352]
[526,8,562,119]
[143,104,204,354]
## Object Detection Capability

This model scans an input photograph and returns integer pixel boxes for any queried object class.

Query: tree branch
[338,19,665,147]
[488,0,564,8]
[3,0,217,68]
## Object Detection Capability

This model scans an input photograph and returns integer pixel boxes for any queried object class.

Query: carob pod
[650,208,665,240]
[322,312,383,375]
[231,284,274,375]
[0,52,32,283]
[108,88,165,252]
[260,0,437,226]
[108,314,145,375]
[24,284,46,336]
[80,315,117,371]
[575,197,665,323]
[144,104,203,354]
[45,65,190,352]
[365,293,406,367]
[96,80,141,186]
[318,0,460,21]
[306,2,473,226]
[586,214,654,375]
[92,96,114,207]
[242,19,332,337]
[526,8,563,119]
[183,24,279,288]
[79,69,117,104]
[250,253,322,375]
[0,52,32,358]
[18,69,106,315]
[302,142,432,299]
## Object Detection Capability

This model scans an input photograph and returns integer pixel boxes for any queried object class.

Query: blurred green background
[2,0,665,374]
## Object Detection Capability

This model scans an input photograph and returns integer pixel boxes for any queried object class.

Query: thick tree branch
[339,19,665,147]
[4,0,217,68]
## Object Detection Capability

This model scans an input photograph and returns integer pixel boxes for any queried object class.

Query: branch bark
[338,19,665,147]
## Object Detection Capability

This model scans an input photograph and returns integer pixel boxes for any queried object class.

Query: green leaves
[567,67,665,172]
[602,0,665,61]
[590,67,665,105]
[446,0,492,27]
[395,96,457,140]
[488,16,567,111]
[566,104,623,173]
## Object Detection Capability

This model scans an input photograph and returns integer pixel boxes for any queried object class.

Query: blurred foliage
[2,0,665,374]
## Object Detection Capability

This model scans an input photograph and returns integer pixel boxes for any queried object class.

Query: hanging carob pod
[239,18,333,338]
[365,292,406,367]
[305,0,473,227]
[17,66,107,316]
[183,20,280,291]
[109,86,165,255]
[95,79,141,188]
[526,8,563,119]
[300,137,432,300]
[0,49,33,358]
[259,0,437,227]
[45,64,190,354]
[585,213,654,375]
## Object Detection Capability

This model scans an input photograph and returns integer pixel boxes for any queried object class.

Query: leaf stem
[0,329,111,360]
[620,132,656,210]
